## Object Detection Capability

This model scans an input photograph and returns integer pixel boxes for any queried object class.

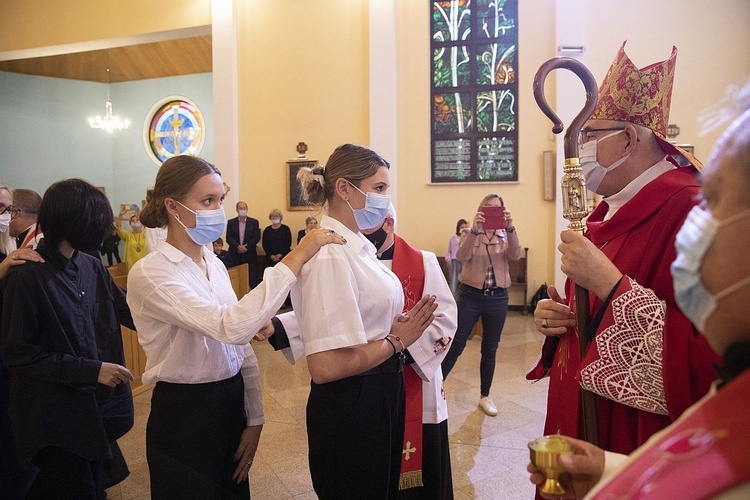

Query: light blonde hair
[476,194,504,213]
[269,209,283,221]
[297,144,389,209]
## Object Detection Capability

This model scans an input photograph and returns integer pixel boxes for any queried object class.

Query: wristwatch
[470,228,480,235]
[506,226,516,233]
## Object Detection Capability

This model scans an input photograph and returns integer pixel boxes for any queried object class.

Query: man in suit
[226,201,260,288]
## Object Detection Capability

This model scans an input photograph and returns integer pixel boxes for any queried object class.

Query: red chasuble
[391,235,426,490]
[589,370,750,499]
[527,168,720,454]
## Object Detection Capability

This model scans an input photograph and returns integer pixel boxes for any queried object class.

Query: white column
[369,0,398,207]
[212,0,239,207]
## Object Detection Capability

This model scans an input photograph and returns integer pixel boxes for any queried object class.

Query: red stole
[391,235,426,490]
[591,370,750,499]
[19,223,43,249]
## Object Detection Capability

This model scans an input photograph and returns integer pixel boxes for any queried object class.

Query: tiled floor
[105,311,548,499]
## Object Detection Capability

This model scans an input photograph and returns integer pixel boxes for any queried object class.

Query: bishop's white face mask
[580,130,631,194]
[671,205,750,332]
[0,213,10,234]
[174,200,227,246]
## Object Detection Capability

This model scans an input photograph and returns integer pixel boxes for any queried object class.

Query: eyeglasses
[0,205,20,220]
[578,127,625,147]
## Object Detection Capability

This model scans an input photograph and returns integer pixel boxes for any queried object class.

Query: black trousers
[307,372,405,499]
[147,372,250,500]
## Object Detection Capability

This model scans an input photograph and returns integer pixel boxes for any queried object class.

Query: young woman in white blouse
[293,144,437,499]
[127,155,344,500]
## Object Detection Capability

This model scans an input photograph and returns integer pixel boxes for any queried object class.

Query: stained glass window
[431,0,518,182]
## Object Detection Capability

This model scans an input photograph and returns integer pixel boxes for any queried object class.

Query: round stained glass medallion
[144,97,205,164]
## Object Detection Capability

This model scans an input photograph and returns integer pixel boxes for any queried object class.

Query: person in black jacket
[296,216,319,244]
[0,179,135,499]
[262,209,291,268]
[99,227,121,266]
[226,201,260,288]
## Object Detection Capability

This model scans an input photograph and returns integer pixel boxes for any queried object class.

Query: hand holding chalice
[528,435,574,496]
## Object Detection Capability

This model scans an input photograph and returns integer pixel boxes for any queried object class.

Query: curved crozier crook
[532,57,598,159]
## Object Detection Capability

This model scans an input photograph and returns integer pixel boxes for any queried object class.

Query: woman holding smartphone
[440,194,521,416]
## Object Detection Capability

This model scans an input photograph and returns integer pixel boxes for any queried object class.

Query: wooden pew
[112,273,151,395]
[227,263,250,299]
[107,261,127,278]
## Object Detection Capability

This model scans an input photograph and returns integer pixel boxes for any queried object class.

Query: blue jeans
[441,282,509,397]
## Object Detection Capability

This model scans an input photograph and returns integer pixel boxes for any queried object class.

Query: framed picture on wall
[287,159,317,211]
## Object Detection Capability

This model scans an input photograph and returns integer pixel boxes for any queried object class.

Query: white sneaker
[478,396,498,416]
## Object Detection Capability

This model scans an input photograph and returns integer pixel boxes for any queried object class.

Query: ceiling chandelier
[88,66,130,132]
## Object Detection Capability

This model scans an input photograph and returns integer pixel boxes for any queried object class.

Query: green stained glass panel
[475,0,516,39]
[476,43,515,86]
[433,45,470,88]
[476,90,515,132]
[432,1,472,43]
[433,92,472,134]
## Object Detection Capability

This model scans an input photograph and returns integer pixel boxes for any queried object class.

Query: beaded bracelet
[384,336,397,356]
[387,334,405,353]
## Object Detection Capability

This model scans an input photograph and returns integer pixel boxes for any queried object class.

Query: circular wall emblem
[144,96,205,165]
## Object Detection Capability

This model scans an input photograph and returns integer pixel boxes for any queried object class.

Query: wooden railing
[109,267,151,395]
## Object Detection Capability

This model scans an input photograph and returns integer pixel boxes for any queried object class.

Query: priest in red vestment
[527,88,750,500]
[527,41,720,455]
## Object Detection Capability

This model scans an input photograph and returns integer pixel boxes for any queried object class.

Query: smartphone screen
[482,206,505,230]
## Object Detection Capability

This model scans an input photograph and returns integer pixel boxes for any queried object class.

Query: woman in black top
[296,216,319,244]
[262,208,292,267]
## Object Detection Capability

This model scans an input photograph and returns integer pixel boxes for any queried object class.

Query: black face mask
[363,224,388,251]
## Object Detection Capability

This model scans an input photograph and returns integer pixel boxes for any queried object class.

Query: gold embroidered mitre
[592,41,676,137]
[592,41,701,169]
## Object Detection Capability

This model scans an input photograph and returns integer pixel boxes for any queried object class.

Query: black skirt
[146,372,250,500]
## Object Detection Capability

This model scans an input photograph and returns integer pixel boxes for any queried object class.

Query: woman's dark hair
[39,179,113,252]
[297,144,389,207]
[140,156,221,228]
[455,218,468,236]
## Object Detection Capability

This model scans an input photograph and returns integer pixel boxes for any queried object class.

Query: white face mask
[238,210,248,218]
[580,130,631,194]
[270,218,281,225]
[671,205,750,331]
[346,181,391,230]
[0,212,10,234]
[130,222,143,232]
[174,200,227,246]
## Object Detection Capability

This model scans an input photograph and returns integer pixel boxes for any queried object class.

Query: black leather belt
[459,282,506,296]
[358,352,406,376]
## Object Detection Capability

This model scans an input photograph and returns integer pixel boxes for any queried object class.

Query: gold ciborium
[528,435,573,497]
